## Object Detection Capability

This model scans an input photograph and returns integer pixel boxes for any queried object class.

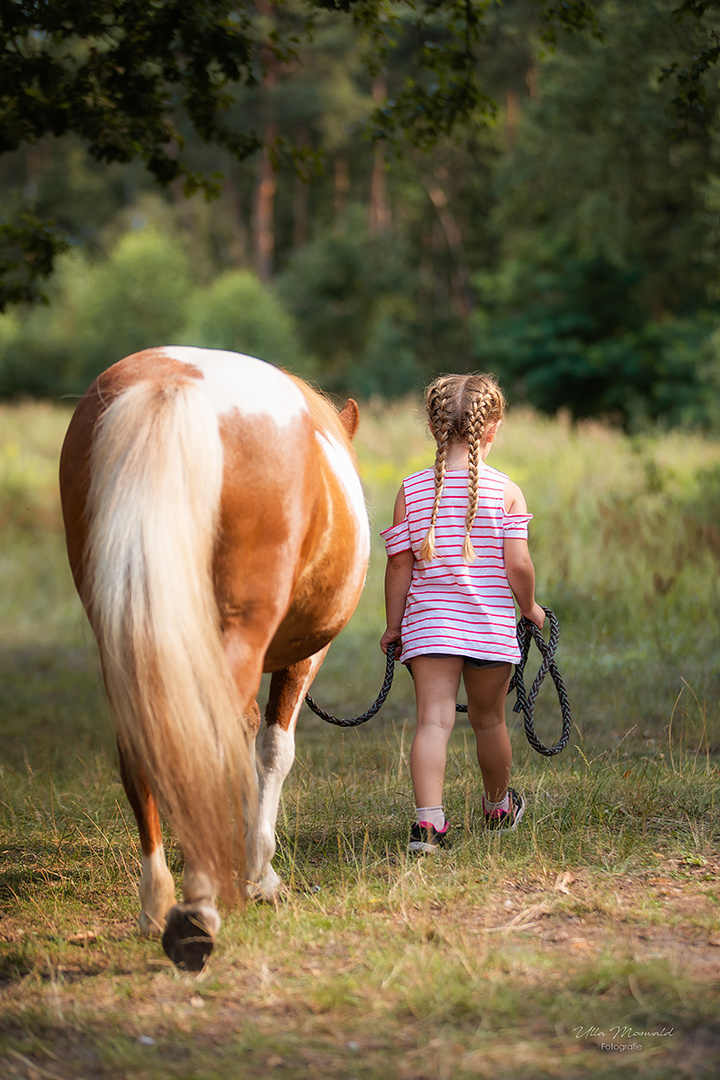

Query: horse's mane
[284,371,357,455]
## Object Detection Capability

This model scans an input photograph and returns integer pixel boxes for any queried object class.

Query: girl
[379,373,545,852]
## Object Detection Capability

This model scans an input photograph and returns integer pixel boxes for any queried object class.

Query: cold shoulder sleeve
[503,512,533,540]
[380,518,412,556]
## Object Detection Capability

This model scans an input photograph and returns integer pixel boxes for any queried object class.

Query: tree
[472,0,720,426]
[0,228,194,396]
[276,208,422,394]
[661,0,720,128]
[180,268,309,372]
[0,0,602,310]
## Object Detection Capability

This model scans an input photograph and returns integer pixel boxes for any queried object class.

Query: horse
[59,346,370,970]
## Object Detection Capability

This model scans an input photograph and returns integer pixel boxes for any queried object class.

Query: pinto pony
[59,347,370,970]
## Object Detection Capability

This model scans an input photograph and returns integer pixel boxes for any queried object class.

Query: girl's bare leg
[409,656,464,808]
[463,663,513,802]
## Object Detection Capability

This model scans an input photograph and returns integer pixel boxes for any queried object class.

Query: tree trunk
[506,91,519,148]
[334,157,350,229]
[253,0,279,282]
[369,77,390,234]
[426,169,472,318]
[254,140,277,283]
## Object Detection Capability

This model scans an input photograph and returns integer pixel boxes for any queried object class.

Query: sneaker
[484,788,526,832]
[407,821,450,854]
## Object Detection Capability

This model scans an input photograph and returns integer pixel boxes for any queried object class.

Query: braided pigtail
[419,380,451,561]
[463,395,488,562]
[462,383,504,561]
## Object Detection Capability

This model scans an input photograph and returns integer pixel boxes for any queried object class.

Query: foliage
[470,0,720,426]
[662,0,720,127]
[0,0,608,309]
[489,0,718,311]
[0,0,263,308]
[473,247,720,427]
[0,0,262,188]
[0,227,317,397]
[2,2,720,424]
[0,213,67,309]
[0,228,195,396]
[181,269,311,373]
[277,210,424,395]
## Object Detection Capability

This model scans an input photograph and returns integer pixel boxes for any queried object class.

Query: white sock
[416,806,446,830]
[483,791,510,814]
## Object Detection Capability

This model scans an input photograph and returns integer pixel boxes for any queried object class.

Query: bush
[0,229,315,398]
[0,228,194,397]
[180,270,311,374]
[472,248,720,429]
[277,211,422,398]
[72,228,194,385]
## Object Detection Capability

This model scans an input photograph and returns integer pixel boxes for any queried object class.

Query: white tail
[84,378,254,904]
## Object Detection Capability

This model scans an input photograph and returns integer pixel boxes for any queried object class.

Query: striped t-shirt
[380,466,532,664]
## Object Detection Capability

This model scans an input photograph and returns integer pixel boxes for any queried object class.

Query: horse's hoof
[247,866,284,903]
[162,905,215,971]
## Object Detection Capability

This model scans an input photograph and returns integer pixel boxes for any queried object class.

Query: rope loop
[507,607,573,756]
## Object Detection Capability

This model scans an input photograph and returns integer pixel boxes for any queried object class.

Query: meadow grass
[1,399,719,1079]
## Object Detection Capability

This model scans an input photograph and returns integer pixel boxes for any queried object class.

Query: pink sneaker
[483,789,526,832]
[407,820,450,853]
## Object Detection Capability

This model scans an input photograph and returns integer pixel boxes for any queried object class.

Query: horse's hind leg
[162,701,262,972]
[248,649,329,899]
[118,745,176,937]
[161,868,222,972]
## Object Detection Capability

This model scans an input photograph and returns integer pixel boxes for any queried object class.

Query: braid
[419,380,452,561]
[463,395,487,562]
[462,385,504,561]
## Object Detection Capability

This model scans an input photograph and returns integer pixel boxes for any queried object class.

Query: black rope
[304,606,572,755]
[303,642,399,728]
[507,607,573,756]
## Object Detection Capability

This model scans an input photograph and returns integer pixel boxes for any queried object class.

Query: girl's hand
[521,603,546,629]
[380,628,402,656]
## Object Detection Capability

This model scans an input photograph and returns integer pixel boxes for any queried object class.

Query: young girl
[379,373,545,852]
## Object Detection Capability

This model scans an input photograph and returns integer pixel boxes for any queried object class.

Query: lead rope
[304,606,572,756]
[508,607,573,756]
[303,643,398,729]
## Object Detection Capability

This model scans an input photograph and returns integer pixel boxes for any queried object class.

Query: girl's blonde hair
[419,373,506,563]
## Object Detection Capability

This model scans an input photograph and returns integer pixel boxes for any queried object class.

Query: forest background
[3,0,720,431]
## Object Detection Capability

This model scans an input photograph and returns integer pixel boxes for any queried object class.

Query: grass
[1,398,720,1079]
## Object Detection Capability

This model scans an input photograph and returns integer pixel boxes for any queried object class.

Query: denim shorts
[419,653,508,669]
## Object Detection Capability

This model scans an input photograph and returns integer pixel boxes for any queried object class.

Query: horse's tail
[84,378,253,905]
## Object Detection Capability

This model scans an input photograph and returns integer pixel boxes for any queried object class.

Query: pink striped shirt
[380,466,532,664]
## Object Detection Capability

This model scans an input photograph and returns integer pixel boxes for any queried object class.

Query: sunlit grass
[1,398,720,1079]
[2,725,718,1078]
[2,396,720,760]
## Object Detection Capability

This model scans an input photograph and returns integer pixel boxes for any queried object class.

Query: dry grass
[1,398,720,1078]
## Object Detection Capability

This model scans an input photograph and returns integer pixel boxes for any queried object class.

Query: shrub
[180,270,311,374]
[277,211,422,398]
[472,250,720,430]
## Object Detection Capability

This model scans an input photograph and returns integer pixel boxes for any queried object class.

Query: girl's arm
[503,480,545,629]
[504,540,544,628]
[380,486,415,654]
[381,552,414,654]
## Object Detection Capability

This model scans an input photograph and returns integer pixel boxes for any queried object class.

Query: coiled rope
[304,606,572,756]
[507,607,573,756]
